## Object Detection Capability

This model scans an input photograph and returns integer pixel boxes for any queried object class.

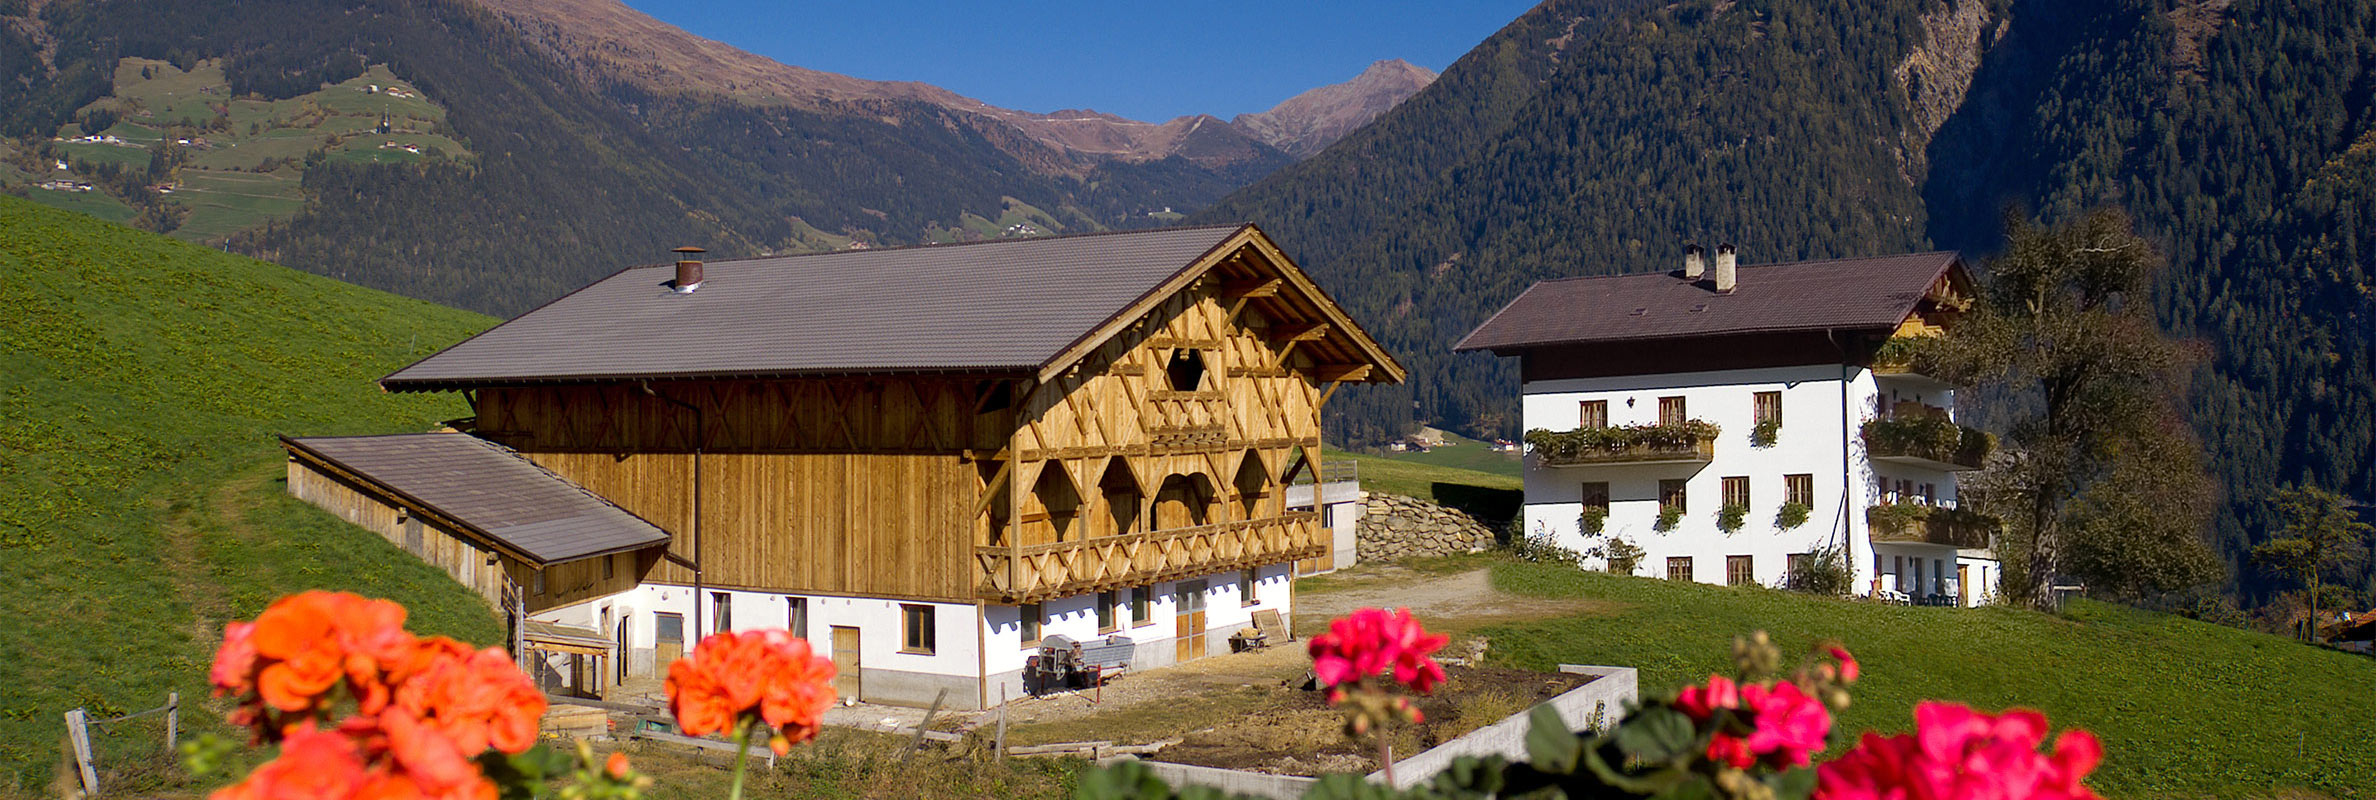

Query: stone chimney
[672,246,706,293]
[1714,243,1737,293]
[1683,244,1705,280]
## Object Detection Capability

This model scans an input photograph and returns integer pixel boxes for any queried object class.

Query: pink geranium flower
[1817,701,2103,800]
[1307,607,1448,694]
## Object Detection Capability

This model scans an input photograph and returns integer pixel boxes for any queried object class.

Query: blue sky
[622,1,1538,121]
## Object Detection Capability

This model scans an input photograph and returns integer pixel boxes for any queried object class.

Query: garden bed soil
[1152,664,1589,777]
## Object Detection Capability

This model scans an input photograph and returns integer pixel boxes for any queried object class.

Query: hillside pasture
[0,197,500,790]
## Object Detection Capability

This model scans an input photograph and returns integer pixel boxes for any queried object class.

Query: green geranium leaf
[1525,704,1583,774]
[1613,706,1697,764]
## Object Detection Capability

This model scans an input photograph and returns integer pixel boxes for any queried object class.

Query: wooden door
[1957,565,1970,607]
[830,626,863,701]
[1174,581,1207,662]
[653,612,684,679]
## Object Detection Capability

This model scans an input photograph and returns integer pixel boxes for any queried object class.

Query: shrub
[1579,505,1607,534]
[1656,505,1684,532]
[1784,546,1855,596]
[1510,527,1587,568]
[1776,501,1811,530]
[1600,535,1645,576]
[1717,503,1748,533]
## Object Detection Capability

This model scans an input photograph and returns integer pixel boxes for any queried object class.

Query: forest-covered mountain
[1198,0,2375,606]
[0,0,1423,315]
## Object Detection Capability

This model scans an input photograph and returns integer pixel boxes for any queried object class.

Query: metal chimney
[1714,243,1737,293]
[672,246,706,293]
[1683,244,1705,280]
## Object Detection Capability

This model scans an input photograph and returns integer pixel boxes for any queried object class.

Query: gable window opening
[602,553,615,580]
[1019,602,1043,646]
[1097,591,1118,633]
[531,569,545,596]
[901,604,936,655]
[1165,349,1209,392]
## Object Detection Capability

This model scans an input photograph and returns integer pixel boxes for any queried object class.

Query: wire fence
[63,693,178,797]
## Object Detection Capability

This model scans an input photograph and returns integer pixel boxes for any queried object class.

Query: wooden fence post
[65,707,97,796]
[993,687,1009,765]
[164,693,179,753]
[901,688,949,761]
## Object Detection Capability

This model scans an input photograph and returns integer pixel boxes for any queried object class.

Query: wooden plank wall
[287,459,511,609]
[477,378,1004,603]
[286,459,650,614]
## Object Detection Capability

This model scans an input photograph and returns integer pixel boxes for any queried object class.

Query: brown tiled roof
[282,433,669,565]
[1454,252,1963,352]
[383,225,1253,390]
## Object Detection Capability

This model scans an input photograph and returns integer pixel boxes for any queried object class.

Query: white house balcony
[1523,421,1720,467]
[1861,414,1990,471]
[1866,501,1996,549]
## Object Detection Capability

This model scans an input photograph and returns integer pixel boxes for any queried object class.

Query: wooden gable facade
[457,226,1400,608]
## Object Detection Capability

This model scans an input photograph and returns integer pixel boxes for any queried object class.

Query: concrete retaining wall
[1139,664,1640,795]
[1377,664,1639,788]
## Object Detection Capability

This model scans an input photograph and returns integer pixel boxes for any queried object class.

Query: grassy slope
[1482,561,2373,799]
[0,196,502,789]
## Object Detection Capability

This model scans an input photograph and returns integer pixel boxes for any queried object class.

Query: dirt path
[1296,563,1620,636]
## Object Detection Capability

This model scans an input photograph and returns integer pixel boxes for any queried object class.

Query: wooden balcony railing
[975,511,1324,603]
[1866,503,1997,549]
[1523,422,1720,467]
[1861,417,1991,471]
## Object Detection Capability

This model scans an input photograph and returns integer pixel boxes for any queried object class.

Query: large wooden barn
[282,224,1402,709]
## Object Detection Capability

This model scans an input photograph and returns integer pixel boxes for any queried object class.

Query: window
[1658,396,1687,426]
[712,592,731,633]
[1130,586,1152,626]
[1721,476,1750,508]
[1784,474,1814,506]
[1578,400,1608,429]
[531,570,545,596]
[654,612,684,645]
[602,552,615,580]
[901,604,936,654]
[1659,479,1689,514]
[403,517,423,555]
[1240,570,1259,607]
[1580,482,1611,512]
[1097,591,1118,633]
[1727,555,1755,586]
[1019,602,1042,646]
[1787,552,1811,574]
[1753,391,1782,425]
[1164,349,1208,391]
[787,597,807,638]
[1666,556,1695,582]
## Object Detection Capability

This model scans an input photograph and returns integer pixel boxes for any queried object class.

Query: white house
[1455,245,1999,606]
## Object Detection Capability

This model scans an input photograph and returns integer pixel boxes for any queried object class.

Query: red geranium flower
[666,629,839,754]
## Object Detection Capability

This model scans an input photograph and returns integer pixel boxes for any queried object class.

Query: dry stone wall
[1355,493,1501,561]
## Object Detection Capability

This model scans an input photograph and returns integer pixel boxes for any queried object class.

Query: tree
[2253,486,2373,641]
[1932,209,2221,610]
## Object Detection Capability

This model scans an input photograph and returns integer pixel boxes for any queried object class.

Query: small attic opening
[1165,349,1209,392]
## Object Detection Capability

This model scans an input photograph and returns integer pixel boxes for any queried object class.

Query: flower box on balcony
[1866,503,1997,549]
[1861,416,1991,471]
[1524,421,1719,467]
